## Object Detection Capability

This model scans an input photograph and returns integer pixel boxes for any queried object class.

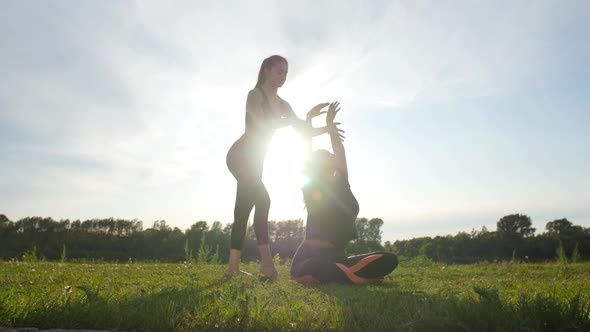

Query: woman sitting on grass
[291,102,399,284]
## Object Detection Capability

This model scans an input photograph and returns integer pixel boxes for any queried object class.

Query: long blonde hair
[255,55,287,88]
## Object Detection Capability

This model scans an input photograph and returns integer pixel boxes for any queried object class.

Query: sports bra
[244,88,282,136]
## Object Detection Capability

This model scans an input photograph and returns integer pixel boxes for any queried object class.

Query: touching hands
[303,101,345,141]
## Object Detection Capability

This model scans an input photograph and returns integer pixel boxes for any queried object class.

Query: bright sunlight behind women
[263,127,309,220]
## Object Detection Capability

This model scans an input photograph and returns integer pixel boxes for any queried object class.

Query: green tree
[355,218,369,242]
[545,218,573,235]
[273,219,305,259]
[497,214,535,239]
[367,218,384,243]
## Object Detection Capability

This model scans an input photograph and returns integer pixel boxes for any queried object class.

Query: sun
[263,127,309,220]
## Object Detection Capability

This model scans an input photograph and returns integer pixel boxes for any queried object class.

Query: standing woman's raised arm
[278,99,325,129]
[280,100,333,154]
[281,99,339,139]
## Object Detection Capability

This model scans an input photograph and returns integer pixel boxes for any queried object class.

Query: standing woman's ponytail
[255,55,288,89]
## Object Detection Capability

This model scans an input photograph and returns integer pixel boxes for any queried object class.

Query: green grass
[1,258,589,331]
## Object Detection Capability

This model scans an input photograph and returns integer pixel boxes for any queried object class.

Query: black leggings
[230,177,270,250]
[227,138,270,250]
[291,243,398,284]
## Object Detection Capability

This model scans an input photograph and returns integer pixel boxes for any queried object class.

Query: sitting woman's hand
[328,122,346,142]
[326,101,341,125]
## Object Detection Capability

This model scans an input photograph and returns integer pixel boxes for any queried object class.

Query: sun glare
[263,127,309,220]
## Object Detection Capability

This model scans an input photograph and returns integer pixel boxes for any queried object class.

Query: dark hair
[255,55,288,88]
[302,149,334,206]
[304,149,333,178]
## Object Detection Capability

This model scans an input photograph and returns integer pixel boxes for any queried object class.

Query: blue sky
[1,1,589,242]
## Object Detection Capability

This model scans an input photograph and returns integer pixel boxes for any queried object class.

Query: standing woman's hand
[306,102,330,122]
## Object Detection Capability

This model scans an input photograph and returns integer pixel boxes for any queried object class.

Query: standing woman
[226,55,328,279]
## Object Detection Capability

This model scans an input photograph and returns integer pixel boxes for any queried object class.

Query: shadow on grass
[309,281,590,332]
[0,277,233,332]
[3,272,590,332]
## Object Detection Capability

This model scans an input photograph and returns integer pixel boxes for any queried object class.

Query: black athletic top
[244,88,285,142]
[227,88,286,176]
[303,174,359,248]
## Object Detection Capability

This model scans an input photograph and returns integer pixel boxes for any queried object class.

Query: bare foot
[259,264,278,281]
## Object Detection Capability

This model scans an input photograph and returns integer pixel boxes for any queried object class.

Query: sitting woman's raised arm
[326,102,347,179]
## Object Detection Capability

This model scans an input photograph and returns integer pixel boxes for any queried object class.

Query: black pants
[291,243,398,283]
[227,137,270,250]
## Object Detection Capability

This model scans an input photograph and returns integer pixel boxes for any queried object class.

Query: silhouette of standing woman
[226,55,329,279]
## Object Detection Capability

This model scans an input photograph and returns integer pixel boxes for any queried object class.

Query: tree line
[0,213,587,263]
[389,214,589,263]
[0,214,384,263]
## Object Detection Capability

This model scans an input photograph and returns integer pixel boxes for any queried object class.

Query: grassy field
[1,258,589,331]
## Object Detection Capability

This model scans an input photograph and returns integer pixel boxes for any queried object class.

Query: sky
[1,1,589,243]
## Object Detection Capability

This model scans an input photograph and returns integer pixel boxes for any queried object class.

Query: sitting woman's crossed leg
[291,244,398,284]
